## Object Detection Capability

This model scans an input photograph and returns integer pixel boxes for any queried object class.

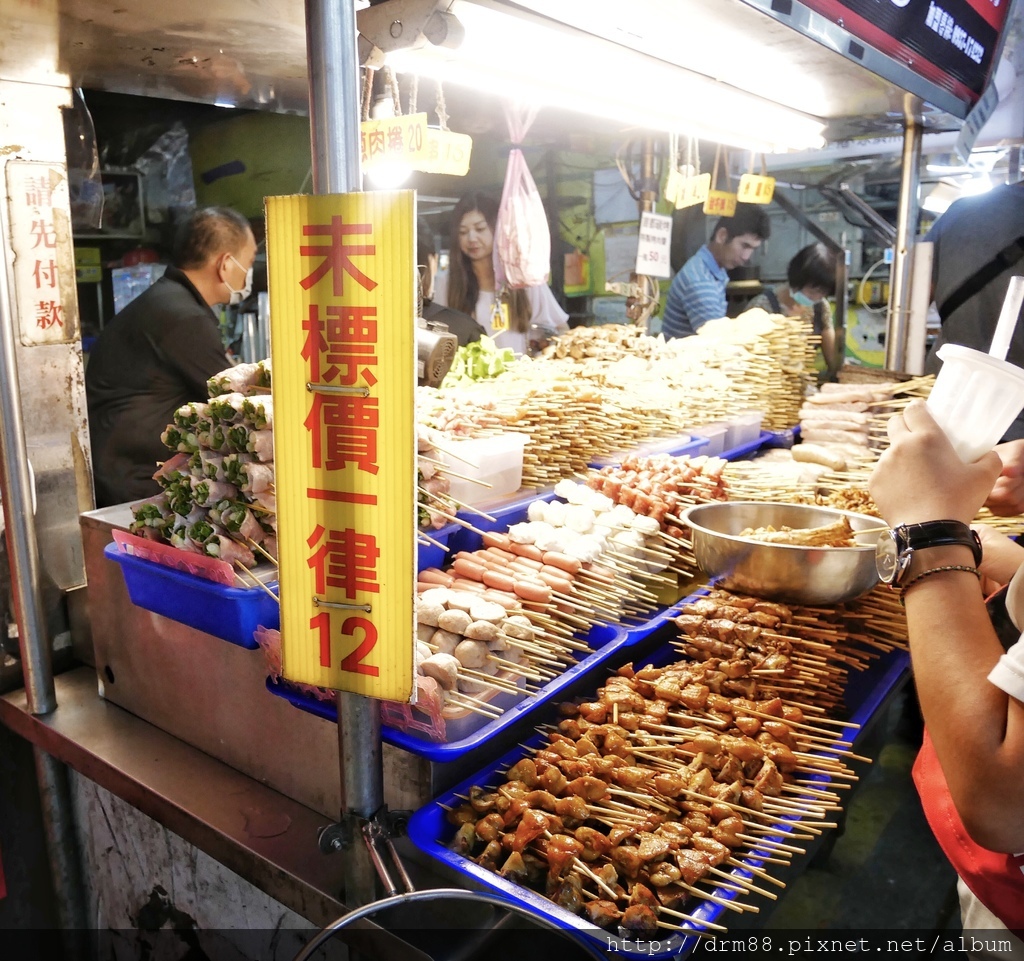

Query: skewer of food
[441,587,877,937]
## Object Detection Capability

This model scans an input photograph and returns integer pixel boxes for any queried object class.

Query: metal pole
[304,0,382,908]
[0,202,54,715]
[885,94,923,372]
[1007,145,1022,185]
[0,180,87,940]
[34,746,89,940]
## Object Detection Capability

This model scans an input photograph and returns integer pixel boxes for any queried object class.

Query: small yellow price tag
[677,173,711,209]
[703,190,738,217]
[664,169,683,206]
[737,173,776,204]
[360,113,428,170]
[418,129,473,177]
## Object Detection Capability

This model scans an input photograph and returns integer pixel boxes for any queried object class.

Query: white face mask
[225,254,254,305]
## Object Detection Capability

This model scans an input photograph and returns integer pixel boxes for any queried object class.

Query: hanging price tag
[360,112,429,170]
[418,129,473,176]
[703,190,738,217]
[664,168,683,206]
[737,173,775,204]
[634,211,673,279]
[677,173,711,209]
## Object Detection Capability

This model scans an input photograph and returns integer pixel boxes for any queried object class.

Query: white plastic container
[724,410,764,450]
[926,343,1024,463]
[439,433,529,506]
[693,422,728,456]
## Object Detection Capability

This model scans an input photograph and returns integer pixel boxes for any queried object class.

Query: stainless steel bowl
[681,501,883,606]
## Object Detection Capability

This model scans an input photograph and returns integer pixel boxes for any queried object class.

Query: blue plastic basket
[406,631,911,959]
[104,542,278,649]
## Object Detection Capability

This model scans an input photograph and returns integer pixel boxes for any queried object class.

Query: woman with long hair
[432,191,568,355]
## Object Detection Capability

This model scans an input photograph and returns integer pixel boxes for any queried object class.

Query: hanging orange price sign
[702,146,737,217]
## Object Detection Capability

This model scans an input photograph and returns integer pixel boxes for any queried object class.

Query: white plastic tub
[439,433,530,506]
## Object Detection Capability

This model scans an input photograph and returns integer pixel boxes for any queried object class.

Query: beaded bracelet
[899,565,980,606]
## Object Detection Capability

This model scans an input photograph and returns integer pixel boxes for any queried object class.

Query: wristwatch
[875,520,983,588]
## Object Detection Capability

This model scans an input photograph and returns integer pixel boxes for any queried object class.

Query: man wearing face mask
[86,206,257,507]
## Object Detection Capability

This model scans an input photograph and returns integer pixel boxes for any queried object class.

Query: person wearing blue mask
[86,206,257,506]
[747,242,841,383]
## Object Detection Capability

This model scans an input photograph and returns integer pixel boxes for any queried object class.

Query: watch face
[875,531,899,583]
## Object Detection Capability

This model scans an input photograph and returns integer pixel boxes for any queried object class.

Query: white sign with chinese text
[634,212,672,279]
[5,161,77,346]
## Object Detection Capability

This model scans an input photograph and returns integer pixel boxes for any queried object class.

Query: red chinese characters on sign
[301,305,378,387]
[299,214,383,631]
[35,301,64,330]
[304,394,380,474]
[299,216,378,297]
[23,176,55,209]
[306,524,380,598]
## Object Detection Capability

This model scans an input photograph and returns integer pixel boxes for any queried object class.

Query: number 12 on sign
[314,612,379,677]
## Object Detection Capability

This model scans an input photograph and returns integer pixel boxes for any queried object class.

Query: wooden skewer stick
[726,857,789,886]
[443,691,502,718]
[681,881,756,913]
[432,490,498,522]
[735,833,807,855]
[235,562,280,603]
[418,454,493,487]
[244,537,279,567]
[455,668,522,695]
[658,905,728,932]
[418,531,449,551]
[416,500,489,536]
[707,866,778,900]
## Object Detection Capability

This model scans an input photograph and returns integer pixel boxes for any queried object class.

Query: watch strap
[894,520,983,567]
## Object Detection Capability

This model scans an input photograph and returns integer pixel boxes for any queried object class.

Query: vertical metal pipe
[304,0,382,908]
[0,200,55,716]
[1007,145,1022,185]
[885,94,923,372]
[305,0,362,193]
[34,747,89,937]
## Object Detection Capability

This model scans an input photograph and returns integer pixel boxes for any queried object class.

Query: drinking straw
[989,275,1024,361]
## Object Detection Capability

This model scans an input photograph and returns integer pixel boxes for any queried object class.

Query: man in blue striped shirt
[661,204,771,339]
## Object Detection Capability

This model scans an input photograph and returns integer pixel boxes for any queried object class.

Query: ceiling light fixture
[384,0,826,153]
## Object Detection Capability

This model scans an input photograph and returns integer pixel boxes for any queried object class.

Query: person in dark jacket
[86,206,256,507]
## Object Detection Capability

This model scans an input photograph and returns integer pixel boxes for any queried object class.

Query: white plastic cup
[926,343,1024,463]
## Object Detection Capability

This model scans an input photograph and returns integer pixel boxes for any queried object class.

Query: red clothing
[914,730,1024,934]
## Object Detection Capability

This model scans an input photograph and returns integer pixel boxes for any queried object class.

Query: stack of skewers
[420,312,818,490]
[439,585,909,937]
[129,360,278,594]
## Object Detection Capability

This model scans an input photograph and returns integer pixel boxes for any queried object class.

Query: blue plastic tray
[104,542,279,649]
[407,627,910,959]
[266,483,707,760]
[720,429,776,462]
[105,522,455,651]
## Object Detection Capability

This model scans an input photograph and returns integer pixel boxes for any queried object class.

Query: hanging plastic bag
[493,103,551,289]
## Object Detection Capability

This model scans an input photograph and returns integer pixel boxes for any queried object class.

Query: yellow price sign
[737,173,775,204]
[664,168,683,206]
[677,173,711,209]
[360,113,428,170]
[703,190,738,218]
[419,129,473,176]
[266,190,416,702]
